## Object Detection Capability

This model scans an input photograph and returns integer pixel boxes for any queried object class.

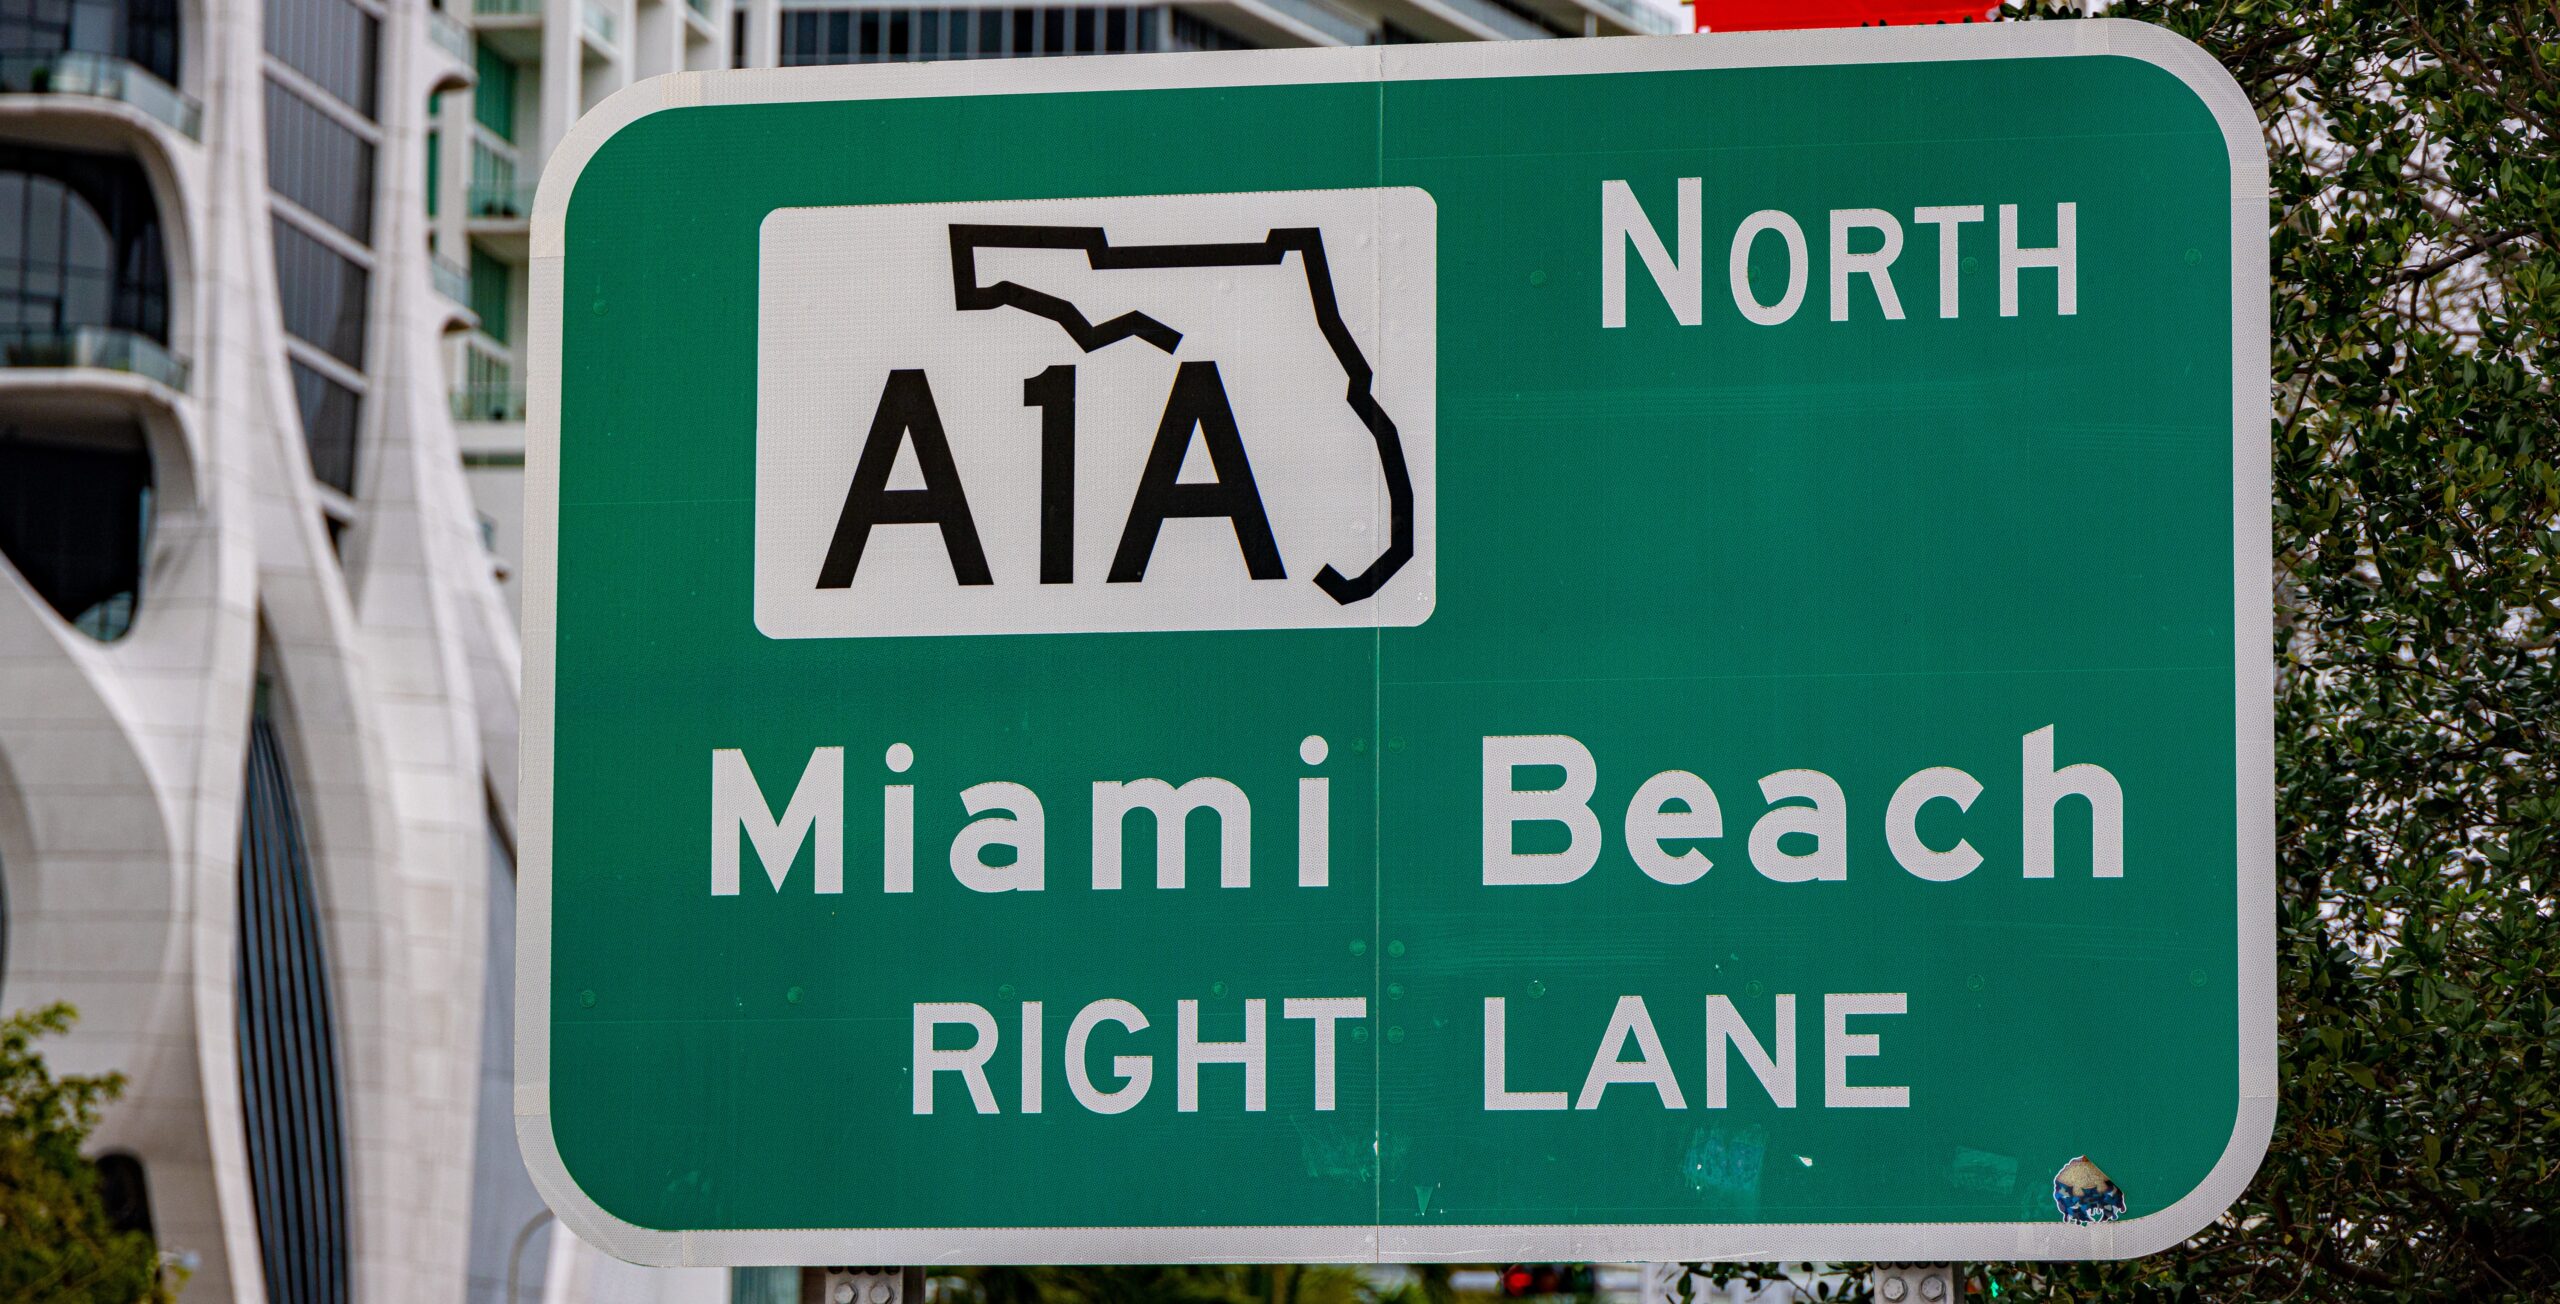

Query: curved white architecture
[1,0,523,1298]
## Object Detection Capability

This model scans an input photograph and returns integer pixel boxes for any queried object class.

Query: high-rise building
[436,0,742,622]
[0,0,549,1298]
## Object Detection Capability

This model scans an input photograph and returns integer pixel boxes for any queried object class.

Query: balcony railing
[1242,0,1372,45]
[453,335,524,422]
[474,0,539,15]
[1433,0,1550,40]
[2,325,190,392]
[453,379,523,422]
[0,50,203,140]
[431,254,473,312]
[468,137,536,220]
[1577,0,1684,34]
[428,6,474,61]
[581,0,618,47]
[468,179,538,220]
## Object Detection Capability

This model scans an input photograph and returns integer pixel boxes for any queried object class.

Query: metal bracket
[804,1267,927,1304]
[1868,1264,1956,1304]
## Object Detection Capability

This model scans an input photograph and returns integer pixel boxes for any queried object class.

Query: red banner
[1695,1,1997,30]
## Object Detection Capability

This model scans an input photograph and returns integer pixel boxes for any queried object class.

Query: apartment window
[265,79,377,242]
[456,334,517,421]
[263,0,379,117]
[1168,8,1252,49]
[0,144,170,341]
[0,0,181,83]
[474,41,515,140]
[0,418,149,641]
[777,5,1182,63]
[237,676,351,1304]
[263,0,374,516]
[289,361,362,494]
[271,219,368,367]
[424,127,439,217]
[468,248,508,344]
[464,811,551,1304]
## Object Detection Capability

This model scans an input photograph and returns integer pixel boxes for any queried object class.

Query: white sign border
[518,18,2276,1267]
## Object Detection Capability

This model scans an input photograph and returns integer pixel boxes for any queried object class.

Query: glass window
[237,676,352,1304]
[473,41,515,140]
[0,0,180,83]
[271,218,368,367]
[265,79,376,243]
[1170,8,1251,50]
[774,6,1198,64]
[469,248,508,345]
[0,143,168,341]
[464,810,551,1304]
[288,360,362,494]
[263,0,380,118]
[0,0,76,61]
[0,418,152,641]
[467,134,521,218]
[121,0,177,82]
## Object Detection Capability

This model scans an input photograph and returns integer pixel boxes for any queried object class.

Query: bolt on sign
[519,21,2273,1266]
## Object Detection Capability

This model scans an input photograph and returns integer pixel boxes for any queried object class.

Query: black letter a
[1109,361,1285,584]
[817,369,993,588]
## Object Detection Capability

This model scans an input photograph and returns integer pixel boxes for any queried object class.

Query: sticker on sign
[755,190,1437,638]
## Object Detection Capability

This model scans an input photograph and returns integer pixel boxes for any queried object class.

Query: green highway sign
[519,21,2273,1265]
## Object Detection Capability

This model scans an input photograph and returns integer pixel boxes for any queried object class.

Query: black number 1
[1022,365,1076,585]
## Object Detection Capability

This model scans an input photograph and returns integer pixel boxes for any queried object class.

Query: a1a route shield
[520,21,2272,1266]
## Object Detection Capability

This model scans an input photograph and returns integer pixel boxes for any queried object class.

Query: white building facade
[0,0,546,1298]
